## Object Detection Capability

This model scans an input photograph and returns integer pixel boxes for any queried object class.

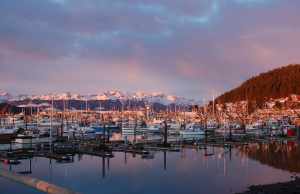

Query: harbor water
[0,137,299,194]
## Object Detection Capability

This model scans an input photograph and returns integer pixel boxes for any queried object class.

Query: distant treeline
[216,64,300,104]
[0,103,29,115]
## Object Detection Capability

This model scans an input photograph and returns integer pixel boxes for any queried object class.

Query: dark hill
[216,64,300,104]
[0,103,30,115]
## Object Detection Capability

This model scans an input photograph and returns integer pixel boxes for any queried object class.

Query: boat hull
[179,130,205,135]
[15,136,58,144]
[0,133,18,140]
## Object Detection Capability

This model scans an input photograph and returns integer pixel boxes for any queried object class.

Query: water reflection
[1,141,300,194]
[238,141,300,173]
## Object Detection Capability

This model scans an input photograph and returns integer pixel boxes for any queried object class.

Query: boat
[148,125,163,133]
[15,131,58,144]
[122,127,149,133]
[75,127,103,139]
[179,128,206,135]
[37,119,61,127]
[0,126,23,140]
[135,138,163,144]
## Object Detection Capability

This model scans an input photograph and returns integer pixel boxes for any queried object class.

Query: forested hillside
[216,64,300,104]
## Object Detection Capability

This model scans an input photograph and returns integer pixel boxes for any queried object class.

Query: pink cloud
[154,17,169,25]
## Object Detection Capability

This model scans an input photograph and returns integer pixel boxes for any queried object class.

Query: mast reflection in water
[0,142,299,194]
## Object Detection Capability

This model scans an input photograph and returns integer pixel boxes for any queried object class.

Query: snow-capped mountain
[0,91,202,106]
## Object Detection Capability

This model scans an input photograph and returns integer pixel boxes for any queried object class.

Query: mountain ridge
[0,91,201,106]
[216,64,300,104]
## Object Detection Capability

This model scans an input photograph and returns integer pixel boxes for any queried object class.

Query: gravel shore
[236,177,300,194]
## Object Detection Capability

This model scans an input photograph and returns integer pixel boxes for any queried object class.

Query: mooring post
[61,117,63,138]
[229,118,232,141]
[243,111,246,134]
[262,117,264,132]
[25,115,27,131]
[120,116,122,129]
[107,117,110,142]
[181,134,183,147]
[124,136,127,148]
[282,116,284,137]
[141,116,144,128]
[102,122,105,149]
[164,117,167,147]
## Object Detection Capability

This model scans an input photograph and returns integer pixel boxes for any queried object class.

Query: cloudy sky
[0,0,299,100]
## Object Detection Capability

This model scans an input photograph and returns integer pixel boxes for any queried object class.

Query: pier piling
[103,122,105,149]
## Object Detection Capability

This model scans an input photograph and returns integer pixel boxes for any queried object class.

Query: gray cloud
[1,0,300,99]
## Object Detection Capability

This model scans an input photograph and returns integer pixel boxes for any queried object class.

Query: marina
[1,99,300,194]
[2,0,300,192]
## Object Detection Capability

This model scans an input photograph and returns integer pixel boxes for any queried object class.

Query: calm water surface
[0,138,299,194]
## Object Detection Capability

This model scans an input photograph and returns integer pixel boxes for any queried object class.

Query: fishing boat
[37,119,61,127]
[122,127,149,133]
[0,126,23,140]
[15,131,58,144]
[179,128,205,135]
[147,125,163,133]
[75,127,103,139]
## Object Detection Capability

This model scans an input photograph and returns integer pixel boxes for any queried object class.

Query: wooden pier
[0,156,21,164]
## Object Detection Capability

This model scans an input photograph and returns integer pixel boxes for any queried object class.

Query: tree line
[216,64,300,105]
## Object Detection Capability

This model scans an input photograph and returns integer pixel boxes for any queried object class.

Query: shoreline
[237,177,300,194]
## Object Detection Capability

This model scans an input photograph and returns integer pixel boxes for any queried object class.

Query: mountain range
[0,91,202,108]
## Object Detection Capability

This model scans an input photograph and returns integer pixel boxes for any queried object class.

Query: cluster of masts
[1,102,299,133]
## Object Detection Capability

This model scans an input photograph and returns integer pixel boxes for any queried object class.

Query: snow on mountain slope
[0,91,202,106]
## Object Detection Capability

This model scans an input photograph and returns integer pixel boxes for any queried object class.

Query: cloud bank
[1,0,300,100]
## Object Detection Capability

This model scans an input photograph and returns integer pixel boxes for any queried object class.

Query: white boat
[122,127,149,133]
[179,129,206,135]
[75,127,102,139]
[0,126,19,134]
[147,125,163,133]
[15,131,58,144]
[181,135,205,139]
[37,119,61,127]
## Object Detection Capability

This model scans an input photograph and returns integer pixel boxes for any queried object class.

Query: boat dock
[0,155,20,164]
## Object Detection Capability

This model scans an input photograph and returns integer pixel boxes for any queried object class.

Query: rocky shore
[237,177,300,194]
